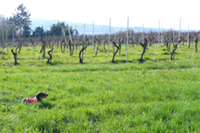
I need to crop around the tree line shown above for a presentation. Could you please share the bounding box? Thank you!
[0,4,75,39]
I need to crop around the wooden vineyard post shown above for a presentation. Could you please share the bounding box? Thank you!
[108,18,111,56]
[61,26,69,54]
[66,24,74,55]
[6,22,8,54]
[2,20,4,59]
[12,22,15,48]
[178,18,181,49]
[126,17,129,62]
[93,21,95,52]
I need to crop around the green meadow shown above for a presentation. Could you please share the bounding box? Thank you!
[0,43,200,132]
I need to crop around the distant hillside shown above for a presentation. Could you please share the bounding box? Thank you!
[30,18,174,35]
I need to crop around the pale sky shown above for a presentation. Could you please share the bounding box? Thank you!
[1,0,200,30]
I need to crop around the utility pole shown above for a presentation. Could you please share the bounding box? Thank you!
[161,27,163,44]
[12,23,15,48]
[2,20,4,59]
[6,22,8,54]
[187,24,189,45]
[83,23,85,41]
[178,18,181,49]
[75,25,77,47]
[93,21,94,52]
[82,23,85,60]
[126,17,129,63]
[173,26,175,43]
[158,21,160,46]
[142,23,144,44]
[108,18,111,56]
[113,28,116,54]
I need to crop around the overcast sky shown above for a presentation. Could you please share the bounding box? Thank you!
[0,0,200,30]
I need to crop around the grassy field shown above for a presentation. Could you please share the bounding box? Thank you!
[0,43,200,132]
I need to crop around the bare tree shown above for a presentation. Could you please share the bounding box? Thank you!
[163,31,173,51]
[139,38,148,61]
[171,40,181,60]
[195,37,198,52]
[164,36,172,51]
[134,32,142,45]
[15,35,22,54]
[76,35,84,50]
[117,34,125,54]
[47,36,53,48]
[94,35,102,55]
[79,37,89,63]
[188,34,192,48]
[55,36,60,49]
[11,47,19,65]
[148,31,156,47]
[194,33,198,52]
[30,38,35,47]
[60,37,65,53]
[102,35,108,52]
[66,25,74,56]
[180,32,187,46]
[40,36,46,58]
[47,47,53,63]
[111,41,120,63]
[69,39,73,55]
[72,30,78,50]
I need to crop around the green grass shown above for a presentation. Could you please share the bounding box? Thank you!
[0,43,200,132]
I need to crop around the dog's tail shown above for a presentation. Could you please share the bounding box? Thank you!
[21,98,27,103]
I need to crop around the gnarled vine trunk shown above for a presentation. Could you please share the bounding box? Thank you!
[11,47,19,65]
[47,47,53,63]
[112,41,120,63]
[171,40,181,60]
[139,38,148,62]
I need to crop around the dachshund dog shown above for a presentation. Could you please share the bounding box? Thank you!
[21,92,48,104]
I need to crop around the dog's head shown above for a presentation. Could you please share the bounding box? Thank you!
[36,92,48,102]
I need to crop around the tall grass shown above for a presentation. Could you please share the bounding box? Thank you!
[0,43,200,132]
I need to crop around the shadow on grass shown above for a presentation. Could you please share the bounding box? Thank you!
[1,55,174,67]
[162,48,167,51]
[38,102,54,109]
[162,52,171,55]
[47,61,79,66]
[137,58,152,63]
[0,51,7,55]
[137,57,171,63]
[111,59,133,64]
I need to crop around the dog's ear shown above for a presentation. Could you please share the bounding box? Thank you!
[36,92,48,102]
[36,92,42,101]
[36,92,48,97]
[36,92,41,96]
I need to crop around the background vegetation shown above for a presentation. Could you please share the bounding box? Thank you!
[0,43,199,132]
